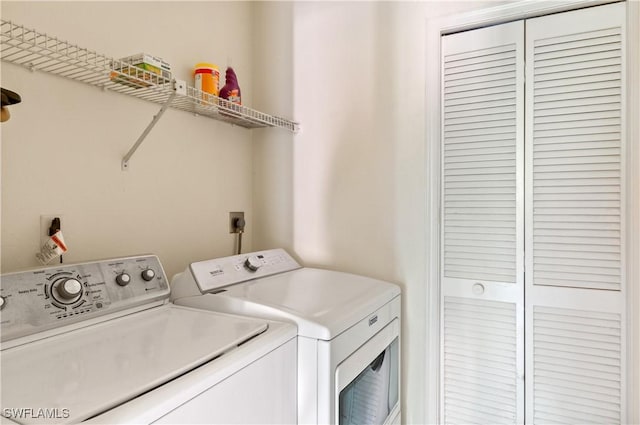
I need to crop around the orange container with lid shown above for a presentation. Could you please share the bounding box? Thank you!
[194,63,220,97]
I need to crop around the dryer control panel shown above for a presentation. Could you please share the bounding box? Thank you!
[0,255,169,342]
[189,249,301,293]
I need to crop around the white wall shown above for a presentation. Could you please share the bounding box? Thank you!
[253,1,506,423]
[251,1,295,254]
[1,1,255,279]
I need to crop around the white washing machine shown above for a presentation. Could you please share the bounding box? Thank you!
[0,255,296,424]
[171,249,401,425]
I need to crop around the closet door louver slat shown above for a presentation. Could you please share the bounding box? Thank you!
[444,297,518,425]
[441,21,524,425]
[532,25,623,290]
[529,9,624,290]
[533,307,621,424]
[525,3,626,423]
[533,28,622,290]
[443,42,518,283]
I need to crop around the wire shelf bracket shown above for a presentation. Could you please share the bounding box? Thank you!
[121,81,182,170]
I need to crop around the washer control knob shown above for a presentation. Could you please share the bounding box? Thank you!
[58,278,83,300]
[141,269,156,281]
[0,296,5,310]
[116,273,131,287]
[244,256,262,272]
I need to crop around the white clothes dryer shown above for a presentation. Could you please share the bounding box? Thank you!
[171,249,402,425]
[0,255,296,425]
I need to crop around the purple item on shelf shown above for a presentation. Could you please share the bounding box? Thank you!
[219,67,241,106]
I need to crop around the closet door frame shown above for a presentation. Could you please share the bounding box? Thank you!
[425,1,640,424]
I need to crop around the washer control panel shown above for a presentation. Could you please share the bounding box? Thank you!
[0,255,169,342]
[189,249,301,293]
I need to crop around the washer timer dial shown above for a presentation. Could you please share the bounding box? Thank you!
[51,278,84,304]
[58,278,82,300]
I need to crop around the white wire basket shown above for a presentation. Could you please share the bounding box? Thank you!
[0,19,299,133]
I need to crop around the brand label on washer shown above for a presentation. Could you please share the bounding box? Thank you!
[209,265,224,277]
[369,315,378,326]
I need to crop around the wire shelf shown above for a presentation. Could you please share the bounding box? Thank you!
[0,19,299,133]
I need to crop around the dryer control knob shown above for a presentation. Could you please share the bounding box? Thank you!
[116,273,131,287]
[0,296,5,310]
[141,269,156,281]
[244,256,262,272]
[58,278,83,300]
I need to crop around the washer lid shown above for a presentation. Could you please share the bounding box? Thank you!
[217,268,401,340]
[0,305,267,424]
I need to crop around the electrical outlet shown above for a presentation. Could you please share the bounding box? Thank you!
[40,214,63,246]
[229,212,245,233]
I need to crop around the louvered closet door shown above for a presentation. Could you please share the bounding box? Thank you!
[441,21,524,425]
[525,2,627,424]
